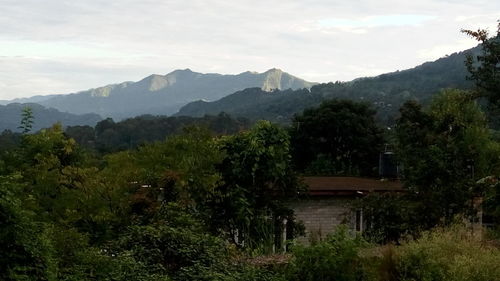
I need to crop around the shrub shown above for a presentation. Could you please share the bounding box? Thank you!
[394,225,500,281]
[59,247,170,281]
[285,226,369,281]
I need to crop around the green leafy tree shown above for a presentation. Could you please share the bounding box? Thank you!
[477,176,500,236]
[67,126,225,242]
[16,124,86,221]
[357,193,419,243]
[462,21,500,236]
[90,114,250,153]
[285,226,368,281]
[0,175,57,280]
[290,99,384,176]
[214,121,301,250]
[461,21,500,104]
[115,203,229,281]
[396,89,495,227]
[18,106,34,134]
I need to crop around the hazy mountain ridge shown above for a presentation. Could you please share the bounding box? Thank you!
[0,94,60,105]
[0,103,102,132]
[4,68,315,120]
[177,45,479,124]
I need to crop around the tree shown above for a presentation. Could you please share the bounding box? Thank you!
[290,99,384,176]
[115,203,229,280]
[462,21,500,116]
[18,106,34,134]
[357,192,419,243]
[0,175,57,280]
[396,89,494,227]
[214,121,302,250]
[285,226,367,281]
[13,123,88,225]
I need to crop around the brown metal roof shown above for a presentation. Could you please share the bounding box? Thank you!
[303,176,404,196]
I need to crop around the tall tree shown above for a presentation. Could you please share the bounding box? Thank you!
[18,106,34,134]
[290,99,384,176]
[214,121,301,250]
[396,89,495,226]
[0,175,57,280]
[462,21,500,119]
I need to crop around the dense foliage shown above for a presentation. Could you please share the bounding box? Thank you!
[284,225,500,281]
[290,99,384,176]
[358,89,500,243]
[0,119,299,280]
[398,89,495,221]
[462,22,500,110]
[66,112,250,153]
[2,96,498,280]
[214,121,302,250]
[392,226,500,281]
[285,226,368,281]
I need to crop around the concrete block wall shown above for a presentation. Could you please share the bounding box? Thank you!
[289,197,355,244]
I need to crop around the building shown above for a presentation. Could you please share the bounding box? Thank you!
[290,176,404,244]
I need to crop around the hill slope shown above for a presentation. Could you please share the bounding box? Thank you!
[176,88,324,122]
[177,46,478,124]
[6,68,315,120]
[0,103,102,132]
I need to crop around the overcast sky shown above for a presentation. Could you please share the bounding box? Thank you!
[0,0,499,100]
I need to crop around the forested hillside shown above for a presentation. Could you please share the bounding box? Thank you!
[176,88,325,122]
[178,46,477,124]
[65,113,251,153]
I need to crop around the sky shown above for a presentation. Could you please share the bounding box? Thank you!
[0,0,499,100]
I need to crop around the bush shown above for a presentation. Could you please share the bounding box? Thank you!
[59,247,170,281]
[394,225,500,281]
[285,226,369,281]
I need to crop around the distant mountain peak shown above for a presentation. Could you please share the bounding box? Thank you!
[168,68,195,75]
[3,68,314,120]
[265,68,283,73]
[261,68,307,91]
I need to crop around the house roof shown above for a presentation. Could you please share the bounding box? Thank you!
[302,176,404,196]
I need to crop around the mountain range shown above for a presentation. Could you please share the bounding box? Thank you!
[177,45,478,124]
[0,43,481,132]
[1,68,315,121]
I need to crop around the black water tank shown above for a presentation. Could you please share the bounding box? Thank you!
[379,151,398,178]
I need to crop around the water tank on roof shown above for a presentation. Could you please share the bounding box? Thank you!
[379,150,398,179]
